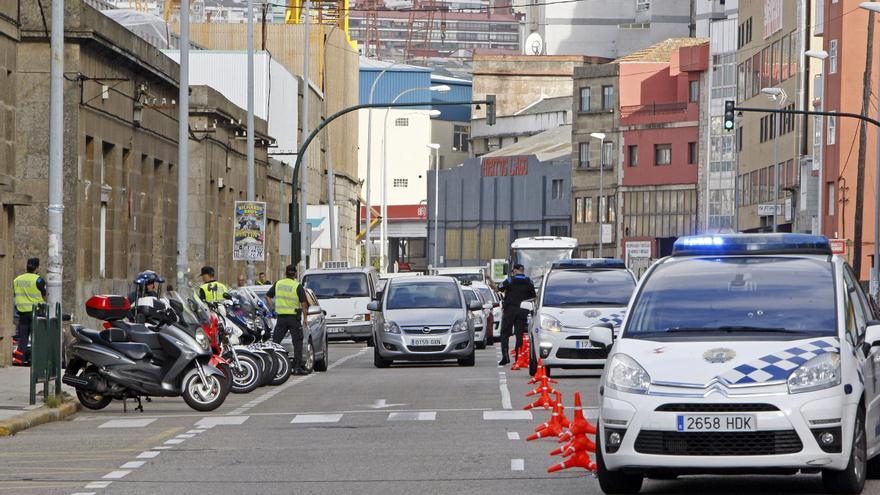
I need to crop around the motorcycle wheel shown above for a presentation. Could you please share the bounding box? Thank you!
[218,363,233,395]
[259,351,278,386]
[229,354,262,394]
[251,351,272,387]
[181,368,227,412]
[269,352,291,386]
[76,389,113,410]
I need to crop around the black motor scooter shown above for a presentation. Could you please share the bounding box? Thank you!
[63,295,229,412]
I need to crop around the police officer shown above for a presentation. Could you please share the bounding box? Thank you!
[257,272,271,286]
[13,258,47,362]
[266,265,310,375]
[198,266,229,304]
[494,264,536,366]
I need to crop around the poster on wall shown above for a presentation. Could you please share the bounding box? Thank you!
[233,201,267,261]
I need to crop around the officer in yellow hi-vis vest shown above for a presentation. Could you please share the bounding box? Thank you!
[198,266,229,304]
[266,265,310,375]
[12,258,47,360]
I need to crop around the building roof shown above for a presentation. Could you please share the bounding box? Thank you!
[482,124,572,162]
[613,37,709,63]
[359,57,431,72]
[515,95,572,116]
[431,73,472,85]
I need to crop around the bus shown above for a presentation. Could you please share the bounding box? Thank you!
[509,236,578,287]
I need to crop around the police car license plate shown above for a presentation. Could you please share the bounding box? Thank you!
[676,414,756,432]
[411,338,442,346]
[574,339,592,349]
[328,327,345,334]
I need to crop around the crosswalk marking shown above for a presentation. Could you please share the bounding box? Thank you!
[99,418,156,428]
[291,414,343,424]
[484,410,532,421]
[196,415,249,427]
[164,439,185,445]
[387,411,436,421]
[507,432,520,440]
[510,459,524,471]
[84,482,112,489]
[102,470,131,480]
[120,461,145,469]
[137,451,160,459]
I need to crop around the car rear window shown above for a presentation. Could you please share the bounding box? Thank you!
[542,270,635,307]
[387,282,462,310]
[302,273,370,298]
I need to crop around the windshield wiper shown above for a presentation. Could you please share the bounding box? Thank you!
[664,326,801,333]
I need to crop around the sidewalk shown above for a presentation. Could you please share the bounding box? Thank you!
[0,366,78,436]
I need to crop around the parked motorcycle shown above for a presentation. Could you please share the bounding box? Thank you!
[209,299,265,394]
[223,290,291,387]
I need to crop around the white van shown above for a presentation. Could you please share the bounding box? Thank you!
[302,265,379,343]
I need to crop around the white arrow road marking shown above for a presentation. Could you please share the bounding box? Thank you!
[366,399,408,409]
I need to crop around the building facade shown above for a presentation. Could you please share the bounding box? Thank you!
[470,95,572,157]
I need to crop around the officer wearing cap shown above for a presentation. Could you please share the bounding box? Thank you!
[198,266,229,304]
[494,264,536,366]
[12,258,46,361]
[266,265,310,374]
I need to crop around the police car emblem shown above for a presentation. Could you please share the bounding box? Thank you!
[584,310,601,318]
[703,348,736,364]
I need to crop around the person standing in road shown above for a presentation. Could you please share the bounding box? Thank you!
[266,264,310,375]
[198,266,229,304]
[493,264,536,366]
[12,258,46,362]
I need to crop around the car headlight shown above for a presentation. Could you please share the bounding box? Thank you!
[383,321,401,334]
[194,329,210,351]
[787,352,841,394]
[606,354,651,395]
[352,313,371,322]
[451,319,468,333]
[538,313,563,332]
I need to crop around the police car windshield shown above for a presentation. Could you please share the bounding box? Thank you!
[387,282,462,310]
[449,273,483,284]
[302,273,370,298]
[542,270,635,307]
[625,257,836,339]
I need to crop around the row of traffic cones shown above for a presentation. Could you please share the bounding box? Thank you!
[510,335,530,370]
[521,359,598,473]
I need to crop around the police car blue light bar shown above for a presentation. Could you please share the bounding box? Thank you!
[671,233,832,256]
[551,259,626,269]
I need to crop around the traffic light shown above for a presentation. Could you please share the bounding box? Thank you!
[486,94,496,126]
[724,100,736,131]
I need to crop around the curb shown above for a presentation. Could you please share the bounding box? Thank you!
[0,401,80,437]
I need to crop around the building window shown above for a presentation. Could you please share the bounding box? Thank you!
[575,198,584,223]
[827,113,836,145]
[628,145,638,167]
[602,85,615,110]
[829,39,838,74]
[395,117,409,127]
[635,0,650,12]
[654,144,672,165]
[453,124,470,152]
[828,182,835,216]
[393,178,408,188]
[688,80,699,102]
[550,226,569,237]
[579,87,591,112]
[551,179,564,199]
[602,141,614,168]
[688,142,697,164]
[584,197,593,223]
[578,142,590,168]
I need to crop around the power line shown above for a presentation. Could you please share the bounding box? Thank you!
[262,0,586,15]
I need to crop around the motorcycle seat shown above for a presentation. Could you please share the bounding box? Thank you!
[75,327,104,343]
[125,324,163,351]
[109,342,151,361]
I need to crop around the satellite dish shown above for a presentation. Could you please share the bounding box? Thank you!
[525,32,544,55]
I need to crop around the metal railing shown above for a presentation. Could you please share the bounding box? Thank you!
[620,101,689,118]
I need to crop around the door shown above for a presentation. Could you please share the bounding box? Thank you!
[306,290,325,358]
[845,267,878,451]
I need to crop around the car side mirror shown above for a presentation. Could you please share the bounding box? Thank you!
[307,306,322,316]
[867,323,880,347]
[483,303,493,310]
[589,323,615,350]
[468,301,483,311]
[367,301,381,312]
[520,301,535,312]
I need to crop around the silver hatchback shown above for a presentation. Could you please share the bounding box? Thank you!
[368,276,482,368]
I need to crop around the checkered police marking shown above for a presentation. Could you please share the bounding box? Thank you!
[597,312,626,327]
[718,338,839,385]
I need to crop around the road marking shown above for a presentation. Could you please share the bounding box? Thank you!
[102,470,131,480]
[196,415,250,427]
[388,411,436,421]
[98,418,157,428]
[153,446,173,450]
[71,492,96,495]
[365,399,408,409]
[186,429,206,434]
[163,439,185,445]
[484,410,532,421]
[511,459,524,471]
[507,432,520,440]
[176,434,196,438]
[120,461,145,469]
[499,371,512,410]
[85,482,112,489]
[136,451,160,459]
[291,414,343,424]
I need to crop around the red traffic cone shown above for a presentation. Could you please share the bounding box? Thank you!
[528,399,566,441]
[559,392,597,441]
[560,435,597,457]
[547,450,596,473]
[556,394,570,429]
[529,361,559,385]
[524,387,556,410]
[526,381,559,398]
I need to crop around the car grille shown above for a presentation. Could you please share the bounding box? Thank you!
[655,403,780,413]
[407,345,446,352]
[326,318,349,326]
[402,327,448,335]
[555,348,608,360]
[634,430,802,456]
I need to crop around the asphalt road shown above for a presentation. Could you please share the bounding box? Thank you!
[2,342,879,495]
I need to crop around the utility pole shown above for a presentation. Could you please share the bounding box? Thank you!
[854,8,875,279]
[245,0,256,285]
[176,0,190,291]
[47,0,64,316]
[300,0,312,272]
[323,32,337,261]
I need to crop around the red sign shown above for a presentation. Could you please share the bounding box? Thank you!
[829,239,847,255]
[481,156,529,177]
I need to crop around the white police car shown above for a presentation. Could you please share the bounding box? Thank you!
[522,259,636,376]
[591,234,880,494]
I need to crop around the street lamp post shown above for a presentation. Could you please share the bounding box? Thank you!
[859,1,880,299]
[806,49,829,238]
[428,143,441,270]
[590,132,606,258]
[760,87,788,232]
[380,85,450,274]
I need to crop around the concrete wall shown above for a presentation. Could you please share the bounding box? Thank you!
[431,119,470,170]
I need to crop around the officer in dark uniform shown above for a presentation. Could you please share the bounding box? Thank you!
[494,264,536,366]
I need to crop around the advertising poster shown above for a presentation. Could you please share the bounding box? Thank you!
[233,201,267,261]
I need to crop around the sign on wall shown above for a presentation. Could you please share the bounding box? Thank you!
[481,156,529,177]
[757,204,782,216]
[601,224,613,244]
[233,201,267,261]
[306,205,339,250]
[625,241,652,261]
[763,0,783,39]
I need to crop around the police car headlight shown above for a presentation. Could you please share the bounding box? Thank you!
[194,329,210,351]
[606,354,651,395]
[451,319,468,333]
[383,321,401,334]
[538,314,563,332]
[787,352,841,394]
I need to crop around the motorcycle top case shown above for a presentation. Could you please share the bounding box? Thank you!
[85,295,131,321]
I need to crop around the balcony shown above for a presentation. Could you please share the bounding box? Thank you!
[619,101,696,125]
